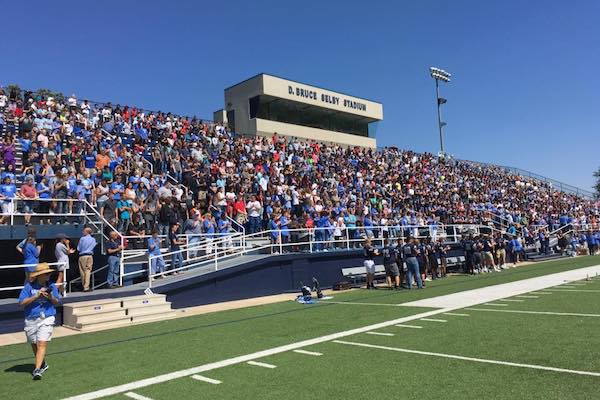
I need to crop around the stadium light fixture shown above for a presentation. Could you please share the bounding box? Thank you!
[430,66,451,155]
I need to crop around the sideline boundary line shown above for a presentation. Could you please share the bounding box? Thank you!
[333,340,600,377]
[543,289,600,293]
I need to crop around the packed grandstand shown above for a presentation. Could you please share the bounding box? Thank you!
[0,86,598,253]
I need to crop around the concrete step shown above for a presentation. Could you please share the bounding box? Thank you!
[71,309,129,325]
[122,295,167,308]
[65,294,166,314]
[62,293,173,331]
[74,315,133,330]
[127,303,173,317]
[65,299,123,315]
[131,310,178,324]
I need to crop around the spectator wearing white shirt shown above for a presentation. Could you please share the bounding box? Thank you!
[67,94,77,110]
[247,195,262,234]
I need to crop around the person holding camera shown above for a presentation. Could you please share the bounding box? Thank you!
[54,234,75,294]
[18,263,61,380]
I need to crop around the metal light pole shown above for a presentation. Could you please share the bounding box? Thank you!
[430,67,451,156]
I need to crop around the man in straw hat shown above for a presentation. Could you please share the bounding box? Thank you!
[18,263,61,380]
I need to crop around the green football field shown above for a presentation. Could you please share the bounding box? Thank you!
[1,255,600,400]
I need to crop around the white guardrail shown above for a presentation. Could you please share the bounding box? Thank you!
[0,261,68,294]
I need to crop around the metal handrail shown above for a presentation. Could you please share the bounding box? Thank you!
[0,261,67,293]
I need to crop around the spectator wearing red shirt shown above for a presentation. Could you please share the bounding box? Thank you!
[18,176,38,225]
[233,196,247,226]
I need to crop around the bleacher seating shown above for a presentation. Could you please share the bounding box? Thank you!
[0,85,598,256]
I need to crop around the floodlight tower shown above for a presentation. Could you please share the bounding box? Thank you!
[429,67,451,156]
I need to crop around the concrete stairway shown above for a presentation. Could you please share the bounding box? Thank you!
[63,294,177,330]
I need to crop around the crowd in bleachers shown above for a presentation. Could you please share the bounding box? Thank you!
[0,86,598,248]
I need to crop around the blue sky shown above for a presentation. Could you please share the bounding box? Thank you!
[1,0,598,190]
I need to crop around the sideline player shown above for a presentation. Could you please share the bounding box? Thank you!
[382,238,400,289]
[18,263,61,380]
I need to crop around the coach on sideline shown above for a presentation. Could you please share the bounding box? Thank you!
[18,263,61,380]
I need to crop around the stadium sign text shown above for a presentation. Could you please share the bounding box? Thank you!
[288,85,367,112]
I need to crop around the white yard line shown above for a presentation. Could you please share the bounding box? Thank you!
[516,295,539,299]
[332,340,600,377]
[124,393,154,400]
[531,292,553,295]
[420,318,447,323]
[293,349,322,356]
[366,331,395,336]
[501,299,525,302]
[543,289,600,293]
[191,375,222,385]
[63,264,600,400]
[395,324,423,329]
[465,308,600,318]
[247,361,277,369]
[443,313,470,317]
[485,303,509,306]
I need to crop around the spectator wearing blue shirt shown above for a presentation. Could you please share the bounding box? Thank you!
[23,236,42,275]
[1,163,16,182]
[344,209,358,246]
[315,212,331,251]
[363,214,374,240]
[587,232,598,255]
[111,175,124,200]
[217,213,233,250]
[83,151,96,172]
[280,211,291,246]
[36,177,52,218]
[0,176,17,224]
[202,213,216,254]
[148,229,165,278]
[269,215,280,246]
[18,263,61,380]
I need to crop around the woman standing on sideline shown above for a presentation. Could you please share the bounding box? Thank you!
[18,263,61,380]
[54,234,74,294]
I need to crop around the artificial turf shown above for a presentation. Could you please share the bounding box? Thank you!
[0,255,599,400]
